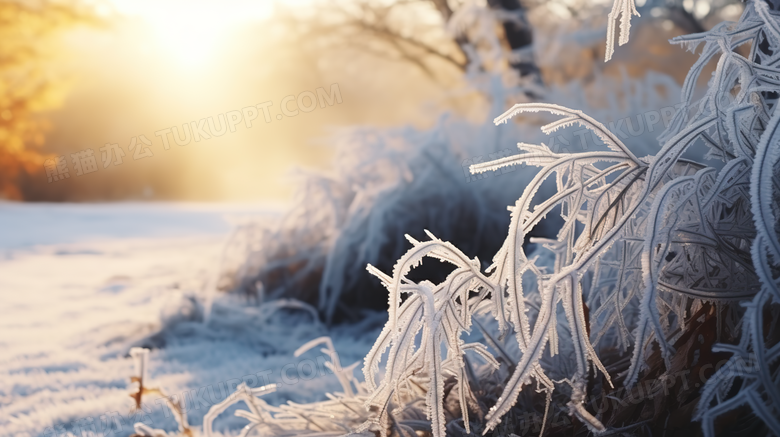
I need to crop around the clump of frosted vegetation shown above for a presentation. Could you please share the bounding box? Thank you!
[133,0,780,436]
[362,1,780,434]
[217,75,681,327]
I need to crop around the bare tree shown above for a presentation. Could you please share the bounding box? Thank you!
[276,0,541,91]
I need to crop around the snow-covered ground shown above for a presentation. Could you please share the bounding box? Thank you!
[0,202,383,437]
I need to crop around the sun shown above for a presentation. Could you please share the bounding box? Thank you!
[108,0,274,66]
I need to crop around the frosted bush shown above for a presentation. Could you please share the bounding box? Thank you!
[359,1,780,435]
[131,1,780,436]
[216,68,683,330]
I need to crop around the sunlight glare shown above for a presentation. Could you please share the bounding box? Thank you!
[110,0,274,66]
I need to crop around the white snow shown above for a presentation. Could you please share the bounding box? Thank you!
[0,202,383,437]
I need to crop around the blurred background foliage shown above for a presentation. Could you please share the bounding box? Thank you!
[0,0,100,199]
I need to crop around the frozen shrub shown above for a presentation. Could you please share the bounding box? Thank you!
[144,1,780,436]
[360,1,780,435]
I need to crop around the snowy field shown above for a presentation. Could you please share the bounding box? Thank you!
[0,202,384,437]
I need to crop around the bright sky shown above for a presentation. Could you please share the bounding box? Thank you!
[107,0,275,66]
[44,0,335,202]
